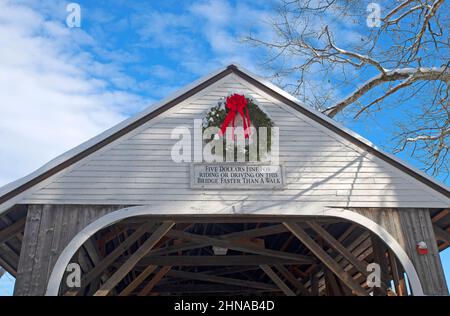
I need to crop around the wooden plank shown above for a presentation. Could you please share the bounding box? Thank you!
[152,284,274,294]
[433,224,450,244]
[283,222,368,296]
[139,225,287,259]
[167,230,316,264]
[70,221,157,295]
[0,217,26,243]
[94,221,174,296]
[0,255,16,277]
[431,209,449,223]
[133,255,304,267]
[138,266,172,296]
[166,270,278,291]
[220,224,287,240]
[119,265,157,296]
[307,221,369,279]
[310,267,319,296]
[274,265,310,296]
[260,265,295,296]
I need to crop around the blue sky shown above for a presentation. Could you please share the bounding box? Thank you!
[0,0,448,295]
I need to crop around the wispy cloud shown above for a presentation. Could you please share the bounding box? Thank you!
[0,0,150,185]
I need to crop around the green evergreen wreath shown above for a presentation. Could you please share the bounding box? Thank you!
[202,95,275,161]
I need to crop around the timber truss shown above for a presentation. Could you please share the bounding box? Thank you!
[56,216,418,296]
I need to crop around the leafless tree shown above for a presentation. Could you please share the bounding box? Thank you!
[246,0,449,176]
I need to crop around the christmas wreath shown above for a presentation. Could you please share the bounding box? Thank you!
[202,93,275,161]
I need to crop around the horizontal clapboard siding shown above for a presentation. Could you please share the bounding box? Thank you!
[22,73,448,208]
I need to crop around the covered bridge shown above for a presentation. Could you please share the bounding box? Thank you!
[0,64,449,296]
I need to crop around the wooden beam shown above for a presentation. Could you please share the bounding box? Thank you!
[167,229,316,264]
[338,224,357,243]
[260,265,295,296]
[138,266,172,296]
[94,221,174,296]
[149,241,207,256]
[433,224,450,244]
[139,225,287,258]
[0,217,26,243]
[307,221,369,279]
[132,255,306,267]
[370,234,389,296]
[283,222,368,296]
[223,224,287,240]
[274,265,310,296]
[431,209,449,223]
[69,221,157,295]
[118,265,157,296]
[204,266,260,276]
[166,270,279,291]
[310,267,319,296]
[324,267,345,296]
[152,284,275,294]
[387,249,403,296]
[0,255,16,277]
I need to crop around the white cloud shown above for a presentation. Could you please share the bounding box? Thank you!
[0,0,150,186]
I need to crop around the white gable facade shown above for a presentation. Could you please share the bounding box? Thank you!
[8,71,449,212]
[1,65,449,297]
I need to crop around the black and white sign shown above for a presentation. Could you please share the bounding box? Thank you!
[190,163,284,189]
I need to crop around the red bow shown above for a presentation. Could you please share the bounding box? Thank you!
[219,94,251,138]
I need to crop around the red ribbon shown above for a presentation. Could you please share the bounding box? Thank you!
[219,94,251,138]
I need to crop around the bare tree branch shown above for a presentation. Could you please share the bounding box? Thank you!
[247,0,449,174]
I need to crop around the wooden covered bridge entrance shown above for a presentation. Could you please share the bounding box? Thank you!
[0,65,449,296]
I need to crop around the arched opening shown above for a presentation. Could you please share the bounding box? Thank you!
[46,206,423,296]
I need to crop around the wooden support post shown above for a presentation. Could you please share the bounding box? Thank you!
[94,221,174,296]
[431,209,449,223]
[283,222,368,296]
[259,265,296,296]
[118,265,157,296]
[0,256,16,277]
[138,266,172,296]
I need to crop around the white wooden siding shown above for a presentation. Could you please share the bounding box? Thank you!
[20,73,450,208]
